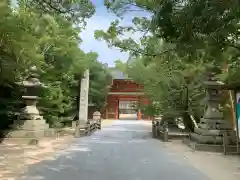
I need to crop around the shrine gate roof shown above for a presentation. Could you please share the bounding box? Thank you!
[109,68,129,80]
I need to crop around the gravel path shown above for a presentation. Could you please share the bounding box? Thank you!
[18,120,209,180]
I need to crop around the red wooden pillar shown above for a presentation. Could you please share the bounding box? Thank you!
[115,99,119,119]
[138,109,142,120]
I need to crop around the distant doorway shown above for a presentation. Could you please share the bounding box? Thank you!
[118,100,138,120]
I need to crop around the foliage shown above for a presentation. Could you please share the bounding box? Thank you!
[95,0,240,131]
[16,0,95,24]
[0,0,110,129]
[89,59,112,111]
[126,54,207,131]
[114,59,127,73]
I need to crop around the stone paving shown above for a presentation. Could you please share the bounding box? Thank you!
[164,140,240,180]
[0,120,112,180]
[17,121,210,180]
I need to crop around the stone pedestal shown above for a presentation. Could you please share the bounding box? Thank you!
[9,97,49,138]
[9,120,48,138]
[77,121,90,136]
[190,80,235,145]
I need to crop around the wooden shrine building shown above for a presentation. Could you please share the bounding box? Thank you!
[104,69,152,120]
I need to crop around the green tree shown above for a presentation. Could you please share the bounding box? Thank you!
[0,0,110,131]
[89,60,112,111]
[15,0,95,23]
[94,0,240,131]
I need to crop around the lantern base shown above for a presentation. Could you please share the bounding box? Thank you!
[9,119,49,139]
[7,129,46,139]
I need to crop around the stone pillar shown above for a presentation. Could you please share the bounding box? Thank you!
[10,66,49,139]
[75,69,89,137]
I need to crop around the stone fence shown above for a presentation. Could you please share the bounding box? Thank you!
[152,117,189,142]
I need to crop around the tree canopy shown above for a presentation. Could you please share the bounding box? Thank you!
[0,0,111,129]
[95,0,240,131]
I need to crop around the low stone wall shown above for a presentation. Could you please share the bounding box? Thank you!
[182,138,239,153]
[152,119,189,142]
[73,118,102,137]
[1,119,101,145]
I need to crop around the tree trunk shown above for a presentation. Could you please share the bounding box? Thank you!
[182,111,194,132]
[182,82,195,132]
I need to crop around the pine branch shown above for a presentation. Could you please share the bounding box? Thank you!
[115,43,174,57]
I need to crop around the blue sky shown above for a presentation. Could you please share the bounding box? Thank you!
[80,0,147,67]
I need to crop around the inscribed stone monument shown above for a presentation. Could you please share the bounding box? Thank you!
[75,69,89,136]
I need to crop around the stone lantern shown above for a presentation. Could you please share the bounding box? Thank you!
[190,72,234,144]
[10,66,49,138]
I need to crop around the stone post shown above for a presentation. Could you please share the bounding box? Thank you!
[93,111,101,129]
[75,69,89,137]
[93,111,101,121]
